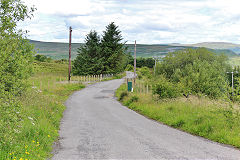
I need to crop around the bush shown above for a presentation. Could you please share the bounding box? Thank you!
[126,95,139,105]
[129,57,155,68]
[119,91,128,101]
[125,64,134,71]
[35,54,52,62]
[153,75,181,99]
[0,0,36,98]
[156,48,230,99]
[137,67,152,79]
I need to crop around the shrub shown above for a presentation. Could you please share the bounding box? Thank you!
[0,0,36,97]
[156,48,230,99]
[35,54,52,62]
[153,75,181,99]
[130,95,139,103]
[119,91,128,101]
[126,95,139,105]
[137,67,152,79]
[125,64,134,71]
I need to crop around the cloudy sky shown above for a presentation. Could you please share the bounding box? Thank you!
[20,0,240,44]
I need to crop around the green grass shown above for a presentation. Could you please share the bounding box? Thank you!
[116,83,240,148]
[229,57,240,66]
[0,61,85,160]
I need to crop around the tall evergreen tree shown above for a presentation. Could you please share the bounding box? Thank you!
[73,30,103,75]
[101,22,128,74]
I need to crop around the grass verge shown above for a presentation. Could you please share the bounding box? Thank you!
[116,83,240,148]
[0,62,85,160]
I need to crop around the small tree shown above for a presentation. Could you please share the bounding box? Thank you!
[73,30,104,75]
[156,48,230,98]
[0,0,36,97]
[101,22,128,74]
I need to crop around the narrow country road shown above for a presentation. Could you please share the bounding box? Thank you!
[52,79,240,160]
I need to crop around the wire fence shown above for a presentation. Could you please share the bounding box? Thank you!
[125,78,153,94]
[31,73,115,91]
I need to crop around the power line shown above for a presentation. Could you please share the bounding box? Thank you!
[28,29,69,37]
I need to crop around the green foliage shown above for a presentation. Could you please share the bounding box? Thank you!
[128,95,139,104]
[152,75,181,99]
[73,23,128,75]
[101,22,128,74]
[0,0,36,98]
[55,59,68,64]
[137,67,152,79]
[156,48,230,98]
[73,30,104,75]
[35,54,52,62]
[125,64,134,71]
[129,57,155,68]
[119,91,128,101]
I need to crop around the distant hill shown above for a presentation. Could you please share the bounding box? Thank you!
[29,40,82,60]
[29,40,239,60]
[187,42,240,49]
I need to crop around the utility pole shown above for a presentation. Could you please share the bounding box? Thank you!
[153,56,162,76]
[227,70,238,96]
[153,56,157,76]
[68,26,72,82]
[232,71,234,95]
[134,40,136,84]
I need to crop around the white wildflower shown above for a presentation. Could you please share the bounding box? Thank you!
[28,117,33,121]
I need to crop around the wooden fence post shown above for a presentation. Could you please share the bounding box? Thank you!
[147,84,149,94]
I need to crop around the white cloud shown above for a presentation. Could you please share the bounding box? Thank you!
[19,0,240,44]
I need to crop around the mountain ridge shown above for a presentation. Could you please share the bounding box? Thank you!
[29,40,239,60]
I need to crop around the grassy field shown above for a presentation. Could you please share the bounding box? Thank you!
[229,57,240,66]
[116,81,240,149]
[0,62,85,160]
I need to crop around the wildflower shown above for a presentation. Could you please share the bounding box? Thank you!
[32,140,35,143]
[20,158,23,160]
[48,135,50,138]
[28,117,33,121]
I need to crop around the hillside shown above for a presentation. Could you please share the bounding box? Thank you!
[29,40,239,60]
[187,42,240,49]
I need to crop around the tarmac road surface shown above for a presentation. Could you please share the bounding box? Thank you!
[52,79,240,160]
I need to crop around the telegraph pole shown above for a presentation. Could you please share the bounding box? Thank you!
[68,26,72,82]
[153,56,162,76]
[134,40,136,84]
[153,56,157,76]
[227,70,238,96]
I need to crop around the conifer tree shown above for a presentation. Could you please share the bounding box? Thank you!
[101,22,128,74]
[73,30,104,75]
